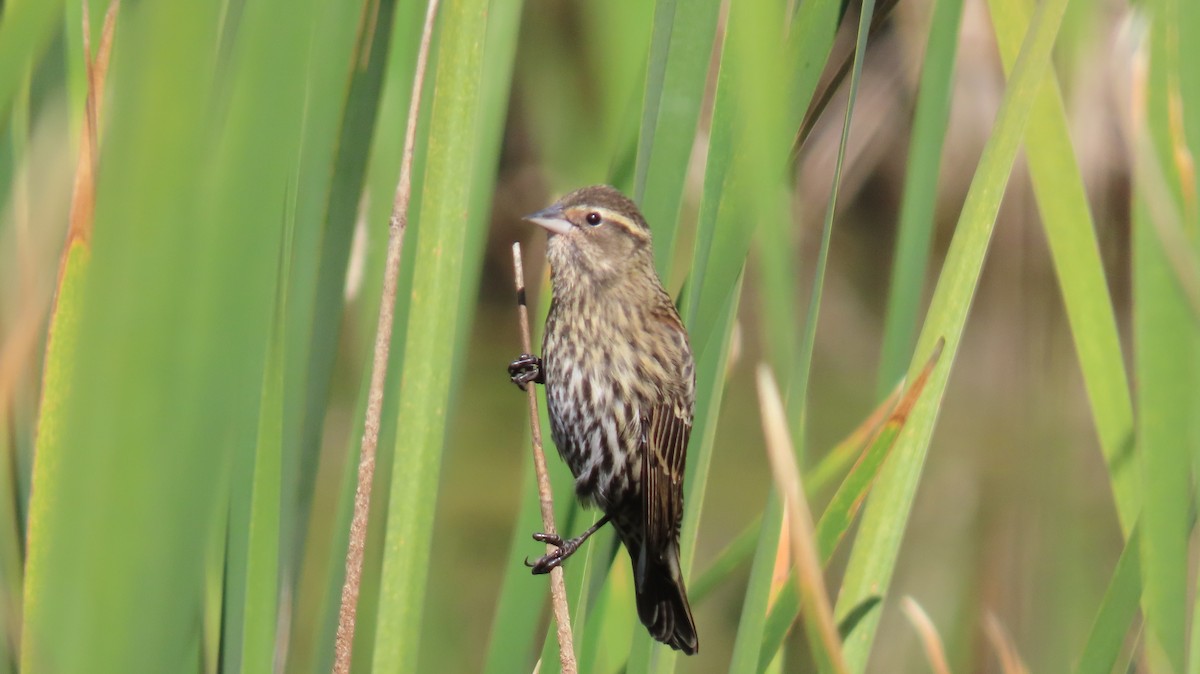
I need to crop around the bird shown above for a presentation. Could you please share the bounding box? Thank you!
[508,185,698,655]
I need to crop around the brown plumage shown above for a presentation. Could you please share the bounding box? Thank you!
[509,185,698,654]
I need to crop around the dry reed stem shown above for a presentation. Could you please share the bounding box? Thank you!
[331,0,440,671]
[984,612,1030,674]
[511,242,577,673]
[901,596,952,674]
[756,364,850,674]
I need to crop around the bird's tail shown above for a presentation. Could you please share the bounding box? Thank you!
[633,542,698,655]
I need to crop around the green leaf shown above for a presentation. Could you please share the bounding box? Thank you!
[240,205,295,674]
[1133,136,1194,674]
[285,0,400,585]
[833,0,1071,667]
[20,0,314,667]
[1131,4,1198,671]
[986,0,1136,537]
[1072,527,1142,674]
[369,0,515,669]
[688,512,761,605]
[734,0,875,666]
[281,2,408,670]
[0,409,18,674]
[759,341,943,669]
[877,0,965,394]
[633,0,722,274]
[0,0,64,122]
[728,490,786,673]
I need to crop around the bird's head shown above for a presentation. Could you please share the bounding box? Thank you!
[524,185,655,285]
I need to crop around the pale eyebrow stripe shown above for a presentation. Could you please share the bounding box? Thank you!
[591,207,650,241]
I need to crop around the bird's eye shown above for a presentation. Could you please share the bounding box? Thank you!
[585,212,602,226]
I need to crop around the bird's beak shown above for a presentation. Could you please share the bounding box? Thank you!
[523,205,573,236]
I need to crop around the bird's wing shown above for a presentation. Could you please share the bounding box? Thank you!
[642,396,692,556]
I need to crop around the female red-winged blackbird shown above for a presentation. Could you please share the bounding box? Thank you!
[509,185,698,654]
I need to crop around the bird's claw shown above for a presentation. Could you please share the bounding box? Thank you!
[508,353,544,391]
[526,531,576,575]
[525,552,565,575]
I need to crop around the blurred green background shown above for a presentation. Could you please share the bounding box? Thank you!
[0,0,1195,672]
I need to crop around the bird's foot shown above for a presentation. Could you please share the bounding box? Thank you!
[508,354,544,391]
[525,532,583,575]
[524,515,611,574]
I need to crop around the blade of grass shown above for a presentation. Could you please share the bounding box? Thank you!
[1072,526,1141,674]
[805,379,903,494]
[204,509,225,674]
[1181,0,1200,212]
[1133,163,1193,670]
[814,340,942,561]
[23,0,311,665]
[20,9,107,661]
[633,0,676,201]
[283,2,410,668]
[0,0,64,122]
[756,190,801,387]
[206,0,322,661]
[757,365,849,674]
[422,4,529,666]
[1121,626,1146,674]
[759,340,944,669]
[683,0,787,351]
[730,488,788,673]
[790,0,900,155]
[519,0,653,191]
[732,0,878,665]
[240,205,295,674]
[1131,5,1196,670]
[559,516,612,662]
[689,512,761,605]
[782,0,845,158]
[332,0,438,669]
[690,369,903,609]
[580,555,636,674]
[286,0,400,596]
[182,0,320,665]
[633,0,721,275]
[771,0,843,438]
[792,0,879,452]
[22,0,114,618]
[0,409,17,674]
[876,0,966,394]
[986,0,1137,537]
[368,0,511,669]
[689,374,903,609]
[338,1,435,668]
[833,0,1071,667]
[19,2,113,667]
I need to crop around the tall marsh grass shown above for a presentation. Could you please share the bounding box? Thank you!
[0,0,1194,672]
